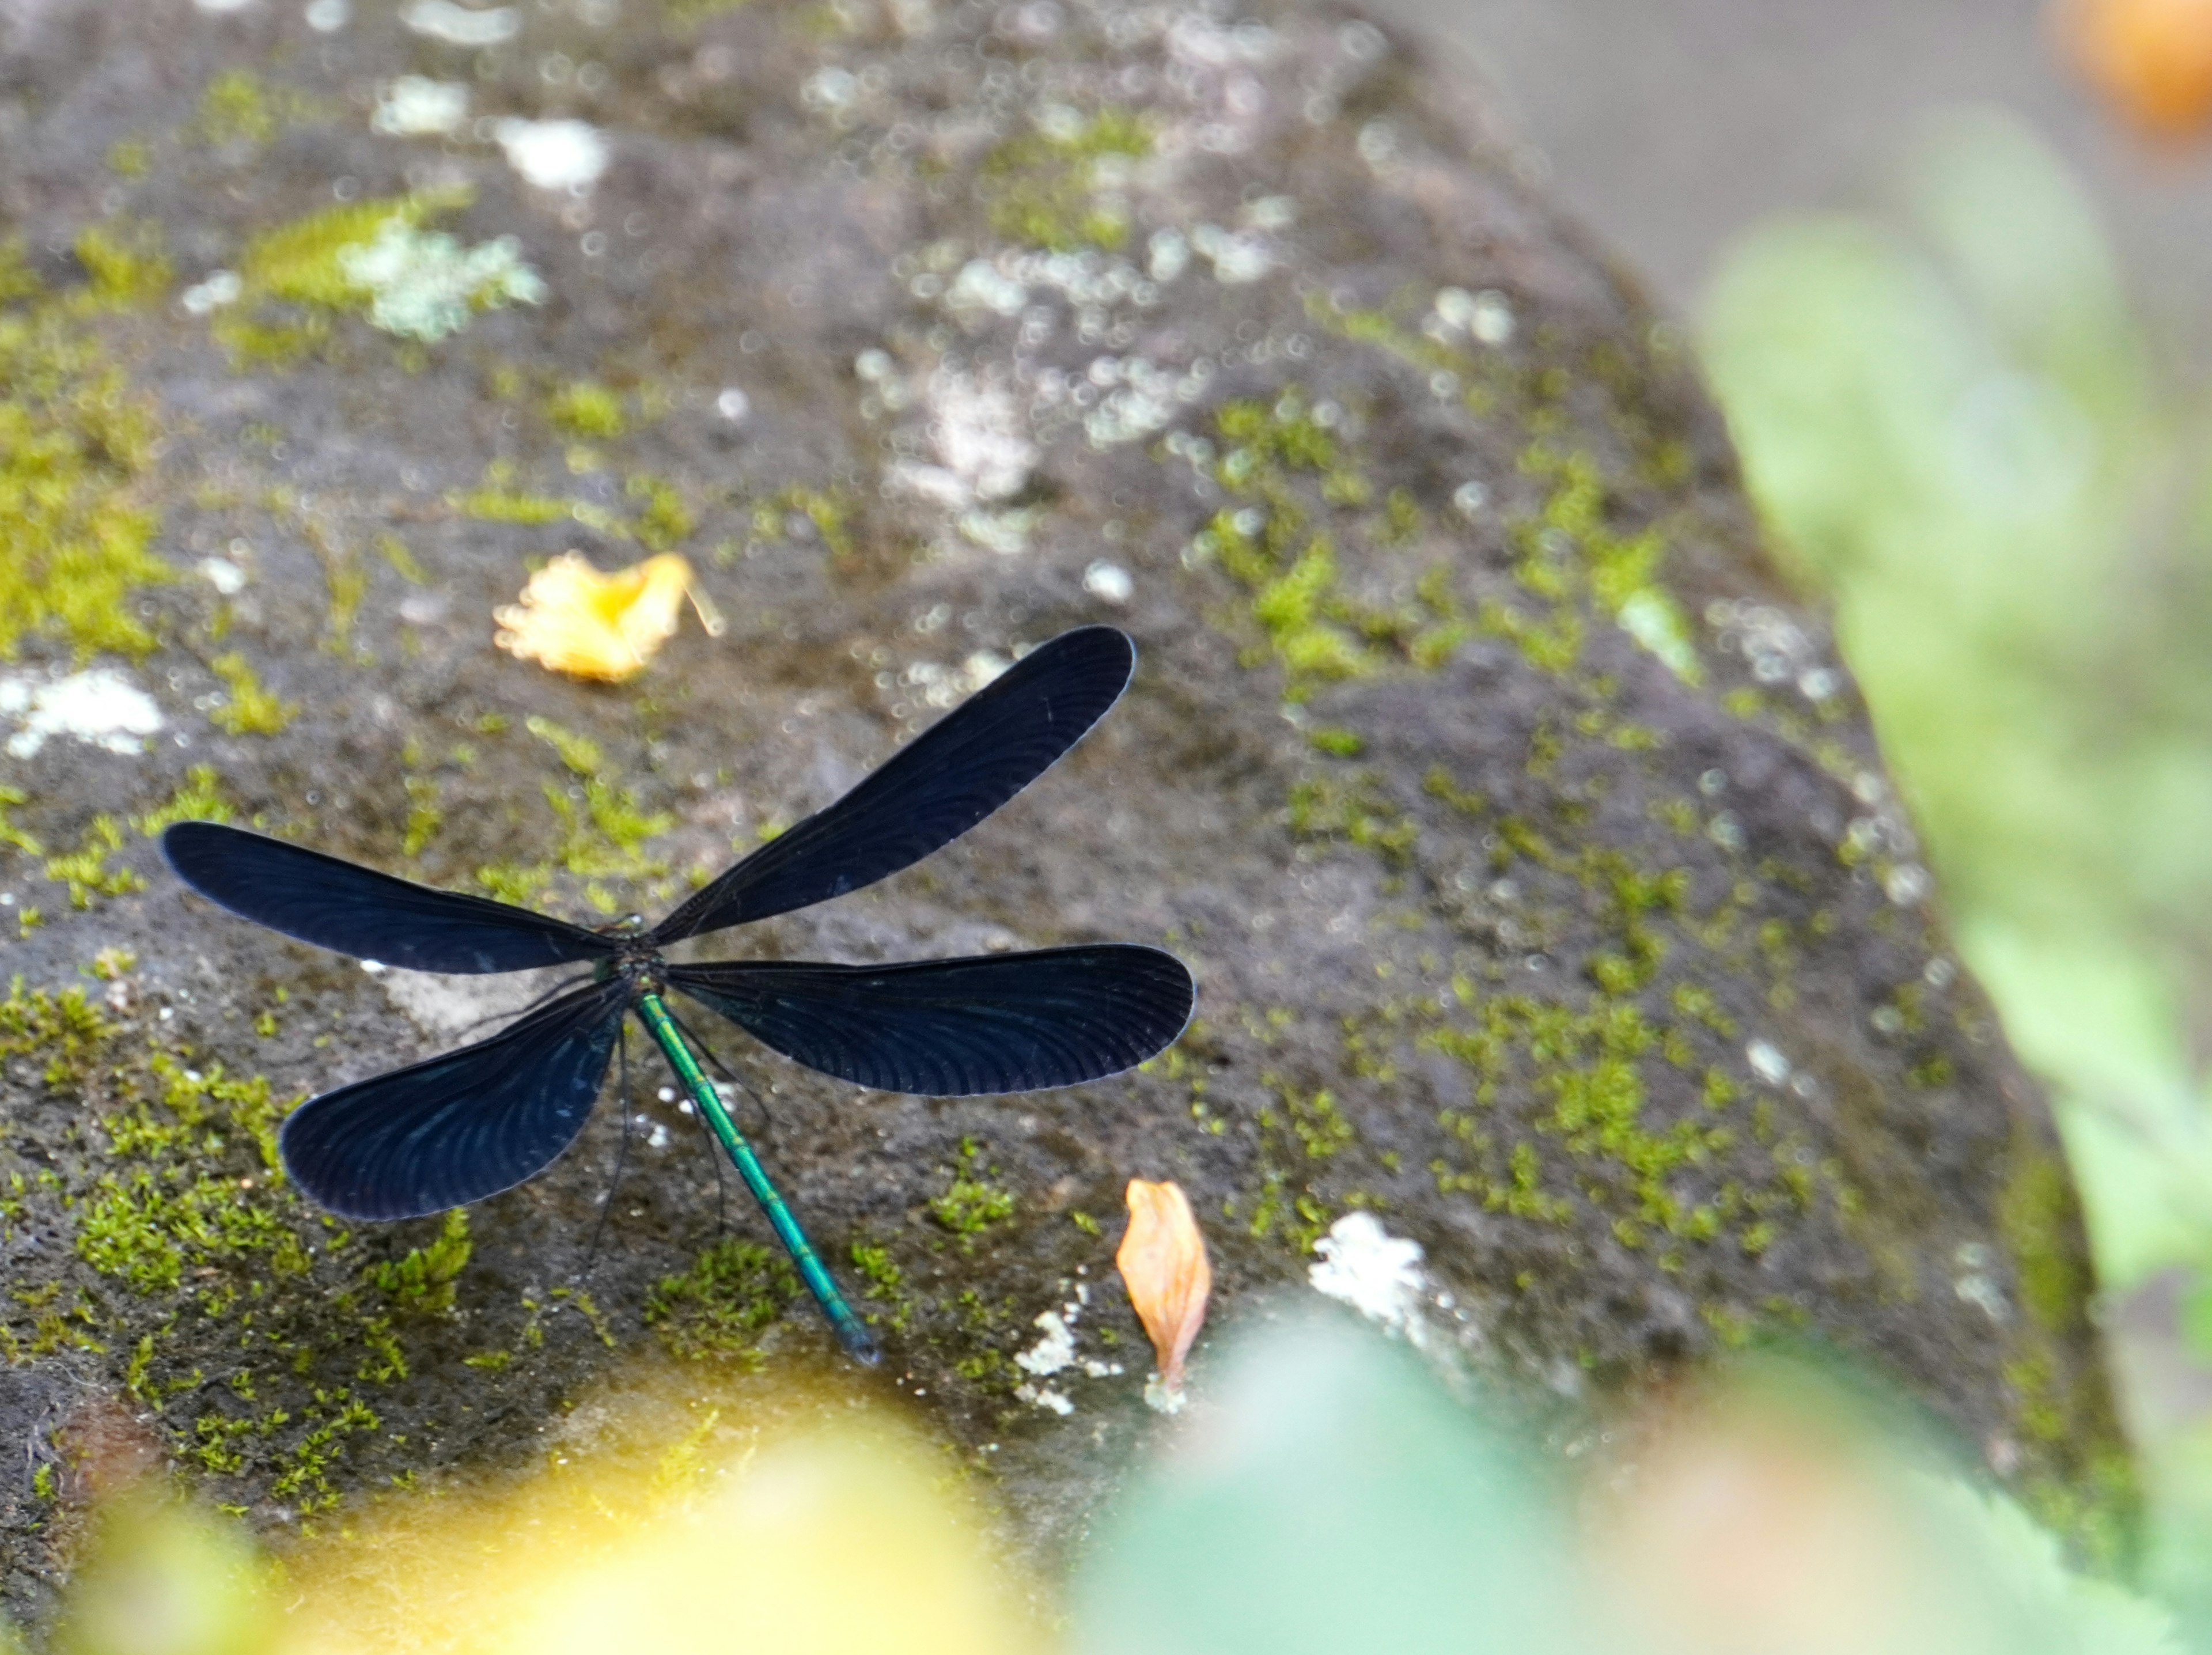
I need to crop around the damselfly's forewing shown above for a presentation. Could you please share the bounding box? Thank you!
[649,624,1136,942]
[164,821,617,974]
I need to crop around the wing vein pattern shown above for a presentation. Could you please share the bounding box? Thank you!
[278,976,627,1219]
[650,626,1134,943]
[164,822,616,974]
[669,945,1194,1096]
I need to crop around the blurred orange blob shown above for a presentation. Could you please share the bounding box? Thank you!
[1115,1178,1210,1407]
[494,551,724,682]
[1591,1392,1925,1655]
[2056,0,2212,139]
[1580,1365,2171,1655]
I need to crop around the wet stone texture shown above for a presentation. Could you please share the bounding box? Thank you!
[0,0,2124,1617]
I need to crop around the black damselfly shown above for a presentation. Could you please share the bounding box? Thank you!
[162,626,1194,1365]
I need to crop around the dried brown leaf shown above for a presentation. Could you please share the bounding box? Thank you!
[1115,1178,1211,1403]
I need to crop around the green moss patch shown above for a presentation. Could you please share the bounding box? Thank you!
[644,1240,798,1362]
[982,107,1151,252]
[0,238,169,660]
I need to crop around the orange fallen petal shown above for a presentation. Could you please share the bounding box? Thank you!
[2056,0,2212,140]
[1115,1179,1210,1405]
[494,552,724,683]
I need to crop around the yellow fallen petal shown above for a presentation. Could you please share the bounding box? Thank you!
[494,552,723,683]
[1115,1178,1211,1405]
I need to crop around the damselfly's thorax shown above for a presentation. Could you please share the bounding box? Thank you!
[588,913,664,979]
[590,947,666,989]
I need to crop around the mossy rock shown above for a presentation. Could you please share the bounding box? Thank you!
[0,0,2123,1616]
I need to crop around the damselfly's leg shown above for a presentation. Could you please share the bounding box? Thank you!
[578,1021,636,1278]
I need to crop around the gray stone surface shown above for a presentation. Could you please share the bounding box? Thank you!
[0,0,2124,1616]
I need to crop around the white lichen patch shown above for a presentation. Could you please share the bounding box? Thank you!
[495,118,611,192]
[1952,1243,2011,1323]
[957,248,1164,317]
[1189,222,1274,283]
[888,463,966,510]
[1014,1309,1077,1377]
[946,259,1029,320]
[1147,229,1190,283]
[1167,12,1280,67]
[1704,597,1850,705]
[1041,354,1213,448]
[1143,1374,1188,1414]
[1884,862,1931,906]
[0,668,164,760]
[889,650,1010,712]
[1159,15,1282,153]
[1084,560,1133,603]
[889,369,1036,509]
[957,508,1037,555]
[879,245,1228,508]
[1746,1039,1791,1086]
[1005,1287,1123,1415]
[1309,1212,1430,1346]
[1430,286,1475,332]
[304,0,350,30]
[1431,285,1516,346]
[180,270,243,315]
[1617,589,1702,683]
[338,220,546,341]
[1162,429,1219,483]
[373,76,471,137]
[801,66,861,113]
[1955,1272,2010,1322]
[1014,1383,1073,1415]
[402,0,518,45]
[196,556,248,594]
[1077,355,1192,447]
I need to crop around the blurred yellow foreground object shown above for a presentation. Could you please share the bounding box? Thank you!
[2056,0,2212,139]
[494,552,724,682]
[1116,1178,1210,1408]
[53,1489,275,1655]
[278,1376,1042,1655]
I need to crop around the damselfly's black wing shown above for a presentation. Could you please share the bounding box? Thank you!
[165,822,619,974]
[649,626,1135,944]
[278,976,628,1219]
[668,945,1194,1096]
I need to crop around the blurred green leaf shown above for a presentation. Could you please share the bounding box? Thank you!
[1074,1316,2183,1654]
[1073,1312,1584,1655]
[1704,109,2212,1288]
